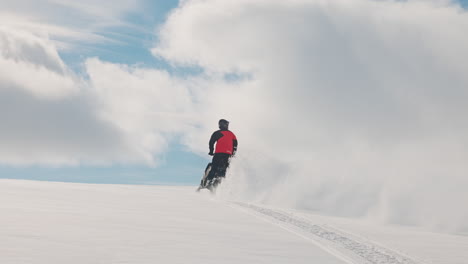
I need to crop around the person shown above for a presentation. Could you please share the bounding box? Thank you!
[203,119,238,186]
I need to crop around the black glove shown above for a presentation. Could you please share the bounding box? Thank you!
[208,152,214,156]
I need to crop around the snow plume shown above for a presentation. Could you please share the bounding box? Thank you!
[154,0,468,232]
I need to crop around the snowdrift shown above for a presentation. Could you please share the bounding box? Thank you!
[1,179,466,264]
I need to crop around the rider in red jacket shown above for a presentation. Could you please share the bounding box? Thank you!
[206,119,238,182]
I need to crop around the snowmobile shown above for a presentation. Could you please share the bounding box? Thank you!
[196,162,224,193]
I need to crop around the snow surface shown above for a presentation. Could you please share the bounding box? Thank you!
[1,179,467,264]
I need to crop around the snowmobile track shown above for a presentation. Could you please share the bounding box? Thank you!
[233,202,422,264]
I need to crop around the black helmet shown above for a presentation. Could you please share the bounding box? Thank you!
[219,119,229,130]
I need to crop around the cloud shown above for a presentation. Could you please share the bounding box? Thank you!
[0,26,78,99]
[85,58,196,164]
[0,0,147,50]
[153,0,468,232]
[0,26,192,166]
[0,1,194,167]
[0,27,131,165]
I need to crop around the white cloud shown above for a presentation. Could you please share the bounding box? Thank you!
[85,58,196,164]
[0,26,78,99]
[153,0,468,232]
[0,1,194,167]
[0,27,127,165]
[0,0,146,50]
[0,27,192,166]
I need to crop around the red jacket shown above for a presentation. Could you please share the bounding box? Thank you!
[209,130,238,155]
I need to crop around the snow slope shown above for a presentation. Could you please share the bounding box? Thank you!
[1,179,467,264]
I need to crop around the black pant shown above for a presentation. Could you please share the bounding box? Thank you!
[207,153,231,181]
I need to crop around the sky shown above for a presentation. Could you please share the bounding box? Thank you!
[1,0,468,232]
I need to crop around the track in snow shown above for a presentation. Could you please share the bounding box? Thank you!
[233,202,423,264]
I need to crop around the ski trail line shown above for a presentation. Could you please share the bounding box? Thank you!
[232,202,423,264]
[227,201,356,264]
